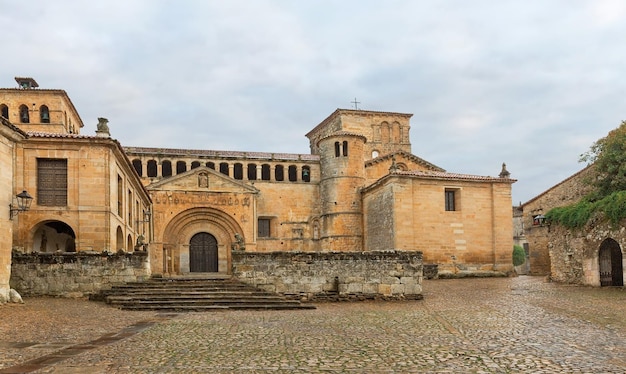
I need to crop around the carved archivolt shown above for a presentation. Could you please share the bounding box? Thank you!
[162,207,242,246]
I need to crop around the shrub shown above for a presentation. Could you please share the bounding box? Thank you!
[512,245,526,267]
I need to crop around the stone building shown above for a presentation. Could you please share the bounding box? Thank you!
[522,164,625,286]
[1,78,151,255]
[126,109,515,277]
[0,117,27,303]
[2,77,516,290]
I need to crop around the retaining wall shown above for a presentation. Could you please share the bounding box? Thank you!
[232,250,423,301]
[10,252,150,297]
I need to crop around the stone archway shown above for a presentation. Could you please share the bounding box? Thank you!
[161,207,243,275]
[116,226,124,251]
[599,238,624,287]
[32,221,76,253]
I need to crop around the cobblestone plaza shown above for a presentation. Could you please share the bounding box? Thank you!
[1,276,625,373]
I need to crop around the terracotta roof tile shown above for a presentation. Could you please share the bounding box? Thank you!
[397,169,516,182]
[26,131,95,139]
[123,146,320,162]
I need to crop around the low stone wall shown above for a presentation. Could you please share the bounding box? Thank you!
[10,252,150,297]
[423,264,438,279]
[232,250,423,301]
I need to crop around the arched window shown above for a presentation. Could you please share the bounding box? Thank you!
[302,166,311,182]
[19,105,29,123]
[191,161,201,169]
[40,105,50,123]
[288,165,297,182]
[206,162,215,170]
[312,219,320,240]
[219,162,229,176]
[261,164,271,180]
[1,104,8,119]
[116,226,124,251]
[275,165,284,181]
[132,159,142,176]
[342,141,348,157]
[247,163,257,180]
[334,142,340,157]
[176,161,187,174]
[162,161,172,177]
[233,163,243,180]
[147,160,157,177]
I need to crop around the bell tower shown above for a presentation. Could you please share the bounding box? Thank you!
[317,132,366,251]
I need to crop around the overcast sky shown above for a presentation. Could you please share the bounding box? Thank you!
[2,1,625,204]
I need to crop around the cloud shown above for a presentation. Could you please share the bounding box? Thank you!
[2,1,626,204]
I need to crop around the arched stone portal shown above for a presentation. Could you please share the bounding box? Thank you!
[32,221,76,252]
[599,238,624,287]
[161,207,243,275]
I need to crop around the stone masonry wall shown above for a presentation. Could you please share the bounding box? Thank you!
[547,219,626,285]
[232,250,423,301]
[523,166,595,275]
[10,252,150,297]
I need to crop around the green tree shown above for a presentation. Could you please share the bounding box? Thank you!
[547,120,626,228]
[512,245,525,267]
[580,120,626,198]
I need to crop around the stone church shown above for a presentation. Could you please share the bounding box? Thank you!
[0,77,515,301]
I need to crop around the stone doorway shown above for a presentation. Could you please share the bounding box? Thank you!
[189,232,218,272]
[33,221,76,252]
[599,238,624,287]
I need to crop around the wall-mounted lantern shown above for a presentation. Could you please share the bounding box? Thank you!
[142,209,151,223]
[533,214,546,226]
[9,190,33,220]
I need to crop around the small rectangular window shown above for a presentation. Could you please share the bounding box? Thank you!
[445,189,457,211]
[258,218,271,238]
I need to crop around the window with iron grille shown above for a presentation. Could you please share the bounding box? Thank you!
[258,218,271,238]
[445,189,457,211]
[37,159,68,206]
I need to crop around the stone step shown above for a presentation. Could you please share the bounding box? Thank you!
[92,276,315,311]
[107,297,304,305]
[119,303,317,311]
[106,295,292,303]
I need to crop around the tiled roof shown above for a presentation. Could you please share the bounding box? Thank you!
[365,150,444,172]
[316,131,367,145]
[26,131,96,139]
[0,116,28,137]
[123,146,320,162]
[396,169,516,182]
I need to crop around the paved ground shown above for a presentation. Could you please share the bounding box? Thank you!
[1,276,625,373]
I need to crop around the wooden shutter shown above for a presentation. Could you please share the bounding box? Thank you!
[37,159,68,206]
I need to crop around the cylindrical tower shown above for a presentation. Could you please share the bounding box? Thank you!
[317,132,366,251]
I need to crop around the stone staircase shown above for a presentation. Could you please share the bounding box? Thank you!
[91,276,316,311]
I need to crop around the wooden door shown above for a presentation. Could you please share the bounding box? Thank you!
[189,232,218,272]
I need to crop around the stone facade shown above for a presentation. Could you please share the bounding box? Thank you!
[523,164,626,286]
[2,77,516,298]
[125,109,515,278]
[363,172,514,276]
[522,166,595,277]
[0,118,27,303]
[232,250,423,301]
[12,133,151,254]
